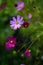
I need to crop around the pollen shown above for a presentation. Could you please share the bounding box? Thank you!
[16,21,19,24]
[28,50,31,52]
[10,40,13,43]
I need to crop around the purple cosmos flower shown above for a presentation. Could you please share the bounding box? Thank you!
[28,13,32,19]
[15,2,24,11]
[5,36,16,50]
[23,21,30,28]
[24,49,31,57]
[20,64,25,65]
[10,15,24,30]
[0,2,6,10]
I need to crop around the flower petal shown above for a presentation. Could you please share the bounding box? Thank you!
[17,24,21,28]
[28,14,32,19]
[10,24,15,30]
[9,43,15,47]
[13,24,18,30]
[16,2,24,11]
[10,21,15,24]
[17,15,20,21]
[8,36,14,41]
[17,17,24,24]
[13,17,16,22]
[20,17,23,21]
[16,7,21,11]
[18,20,24,24]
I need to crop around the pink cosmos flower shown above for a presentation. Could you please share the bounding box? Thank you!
[15,2,24,11]
[5,36,16,50]
[0,2,6,10]
[24,49,31,57]
[28,13,32,19]
[23,21,30,28]
[10,15,24,30]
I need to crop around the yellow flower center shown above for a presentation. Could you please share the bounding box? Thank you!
[10,40,13,43]
[28,50,31,52]
[16,21,19,24]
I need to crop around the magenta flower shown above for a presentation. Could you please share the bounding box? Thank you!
[5,36,16,50]
[23,21,30,28]
[28,13,32,19]
[15,2,24,11]
[24,49,31,57]
[10,15,24,30]
[0,2,6,10]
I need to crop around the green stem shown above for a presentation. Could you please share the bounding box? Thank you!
[26,32,43,49]
[17,31,43,53]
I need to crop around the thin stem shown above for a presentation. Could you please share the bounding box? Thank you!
[17,40,28,52]
[27,31,43,50]
[17,44,26,52]
[17,31,43,53]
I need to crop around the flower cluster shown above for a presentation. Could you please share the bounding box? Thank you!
[10,14,32,30]
[5,1,32,59]
[10,1,32,30]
